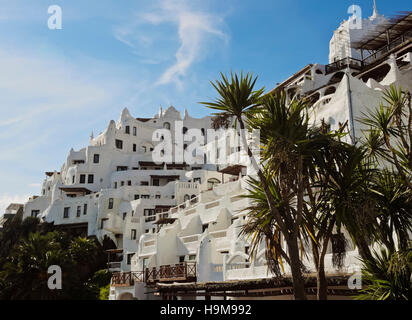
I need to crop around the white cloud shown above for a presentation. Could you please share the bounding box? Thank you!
[114,0,229,87]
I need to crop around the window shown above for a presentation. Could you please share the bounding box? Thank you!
[125,126,130,134]
[100,218,107,229]
[72,176,75,184]
[184,194,190,202]
[117,166,128,171]
[108,198,114,209]
[76,206,81,217]
[145,229,149,234]
[88,174,94,184]
[152,228,156,233]
[114,182,117,189]
[127,253,134,265]
[152,179,159,186]
[155,194,161,199]
[140,181,149,186]
[134,194,140,200]
[202,224,208,233]
[133,144,137,152]
[194,178,201,184]
[63,207,70,218]
[121,181,125,187]
[31,210,40,218]
[83,204,87,215]
[133,127,137,136]
[183,127,188,134]
[123,212,127,220]
[79,174,86,184]
[131,229,137,240]
[127,180,132,186]
[189,255,196,261]
[115,139,123,149]
[144,209,155,216]
[141,195,150,199]
[163,122,171,130]
[93,154,100,164]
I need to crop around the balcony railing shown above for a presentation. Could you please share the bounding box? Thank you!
[325,57,363,74]
[363,30,412,66]
[145,262,197,283]
[111,271,144,287]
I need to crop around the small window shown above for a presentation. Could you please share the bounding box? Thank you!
[134,194,140,200]
[155,194,161,199]
[83,204,88,215]
[183,127,188,134]
[133,127,137,136]
[31,210,40,218]
[125,126,130,134]
[93,154,100,164]
[76,206,81,217]
[108,198,114,209]
[121,181,125,187]
[131,229,137,240]
[123,212,127,220]
[141,181,149,186]
[114,182,117,189]
[128,180,132,186]
[72,176,75,184]
[179,256,185,263]
[189,255,196,261]
[100,218,107,229]
[63,207,70,218]
[141,195,150,199]
[127,253,134,265]
[115,139,123,149]
[152,179,159,186]
[202,224,208,233]
[79,174,86,184]
[133,144,137,152]
[88,174,94,184]
[163,122,171,130]
[145,229,149,234]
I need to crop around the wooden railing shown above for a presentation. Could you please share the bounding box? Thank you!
[325,57,363,74]
[111,271,145,287]
[145,262,197,283]
[111,263,197,286]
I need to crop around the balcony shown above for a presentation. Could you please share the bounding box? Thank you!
[325,57,363,75]
[145,262,197,284]
[111,271,145,287]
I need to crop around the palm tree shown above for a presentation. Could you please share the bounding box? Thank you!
[202,73,311,299]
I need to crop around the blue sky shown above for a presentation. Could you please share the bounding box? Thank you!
[0,0,410,212]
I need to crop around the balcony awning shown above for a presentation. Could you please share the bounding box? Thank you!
[59,187,92,194]
[218,165,246,176]
[154,217,176,225]
[150,175,180,180]
[139,161,164,167]
[352,11,412,50]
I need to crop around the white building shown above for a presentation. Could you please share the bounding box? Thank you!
[6,4,412,300]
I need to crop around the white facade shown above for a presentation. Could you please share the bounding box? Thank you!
[8,4,412,300]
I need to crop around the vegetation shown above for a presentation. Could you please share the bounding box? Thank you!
[0,216,111,300]
[203,72,411,300]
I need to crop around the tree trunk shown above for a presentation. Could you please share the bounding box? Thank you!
[317,259,327,300]
[287,237,306,300]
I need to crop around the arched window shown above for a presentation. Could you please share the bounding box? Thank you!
[184,194,190,202]
[163,122,171,130]
[325,86,336,96]
[183,127,188,134]
[207,178,221,190]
